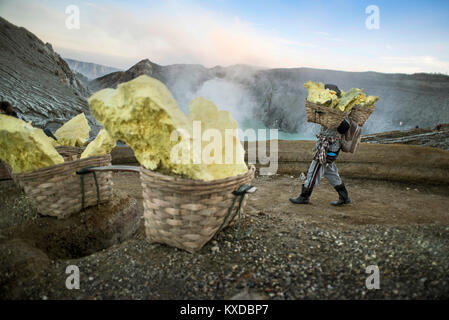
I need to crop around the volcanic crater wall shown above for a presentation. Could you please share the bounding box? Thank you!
[247,140,449,185]
[111,141,449,185]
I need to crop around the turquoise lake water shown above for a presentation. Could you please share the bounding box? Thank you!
[239,119,315,141]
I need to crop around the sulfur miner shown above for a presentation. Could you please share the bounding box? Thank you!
[88,75,247,181]
[292,80,379,206]
[291,83,354,206]
[0,115,64,173]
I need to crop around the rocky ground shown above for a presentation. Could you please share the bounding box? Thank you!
[362,123,449,150]
[1,171,449,300]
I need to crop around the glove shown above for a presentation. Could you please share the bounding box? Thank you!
[337,118,351,135]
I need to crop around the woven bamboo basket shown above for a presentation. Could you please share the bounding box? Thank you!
[0,160,12,181]
[305,100,349,130]
[0,148,83,182]
[140,165,256,253]
[12,154,113,219]
[55,146,84,161]
[349,105,374,126]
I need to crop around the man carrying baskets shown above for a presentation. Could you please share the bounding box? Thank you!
[289,84,352,206]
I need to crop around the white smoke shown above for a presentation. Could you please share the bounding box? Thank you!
[169,77,258,126]
[189,79,257,123]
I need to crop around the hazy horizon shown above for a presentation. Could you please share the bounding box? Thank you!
[61,56,449,77]
[1,0,448,74]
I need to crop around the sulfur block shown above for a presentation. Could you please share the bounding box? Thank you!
[54,113,91,147]
[81,129,116,159]
[304,81,340,107]
[88,75,212,180]
[0,115,64,173]
[359,95,379,109]
[304,81,378,113]
[336,88,365,112]
[188,97,248,180]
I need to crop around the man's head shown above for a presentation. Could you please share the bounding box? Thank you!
[325,84,342,98]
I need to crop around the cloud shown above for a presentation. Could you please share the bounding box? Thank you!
[0,0,325,69]
[0,0,448,74]
[379,56,449,73]
[315,31,344,42]
[80,3,312,69]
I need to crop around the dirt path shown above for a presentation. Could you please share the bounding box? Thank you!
[1,173,449,299]
[113,171,449,229]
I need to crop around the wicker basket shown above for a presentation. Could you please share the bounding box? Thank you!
[349,105,374,126]
[140,165,256,253]
[305,100,349,130]
[0,147,83,181]
[55,146,84,161]
[12,154,113,219]
[0,160,12,181]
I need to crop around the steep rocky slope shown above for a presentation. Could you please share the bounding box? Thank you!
[0,17,96,132]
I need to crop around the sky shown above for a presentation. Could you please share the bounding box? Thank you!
[1,0,448,73]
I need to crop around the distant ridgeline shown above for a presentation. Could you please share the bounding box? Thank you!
[1,15,448,138]
[87,61,449,135]
[64,58,122,80]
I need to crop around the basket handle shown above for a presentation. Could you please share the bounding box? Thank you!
[213,184,257,241]
[314,109,324,122]
[232,185,257,195]
[76,165,141,174]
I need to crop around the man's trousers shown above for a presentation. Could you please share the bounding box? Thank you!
[304,160,342,190]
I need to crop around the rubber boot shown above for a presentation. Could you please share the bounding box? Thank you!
[289,184,312,204]
[331,184,352,206]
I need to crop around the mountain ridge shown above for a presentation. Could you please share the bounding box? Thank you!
[1,15,448,137]
[88,58,449,134]
[0,16,98,133]
[64,58,122,80]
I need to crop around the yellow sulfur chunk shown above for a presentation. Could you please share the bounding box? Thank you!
[359,95,379,109]
[304,81,340,107]
[80,129,116,159]
[54,113,91,147]
[336,88,365,112]
[304,81,378,113]
[0,115,64,173]
[304,80,324,91]
[188,97,248,180]
[88,75,212,180]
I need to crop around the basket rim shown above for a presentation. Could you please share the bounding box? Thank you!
[55,145,85,151]
[350,104,374,112]
[305,99,349,115]
[12,154,111,179]
[140,164,256,187]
